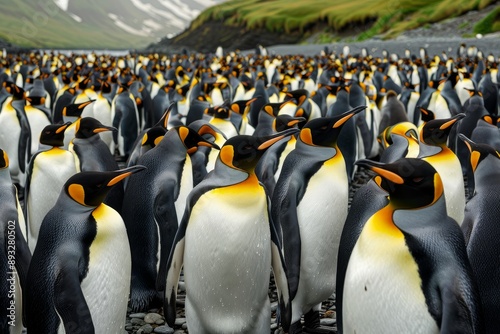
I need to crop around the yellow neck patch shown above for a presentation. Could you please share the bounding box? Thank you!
[220,145,236,168]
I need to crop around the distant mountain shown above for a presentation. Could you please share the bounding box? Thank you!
[0,0,225,49]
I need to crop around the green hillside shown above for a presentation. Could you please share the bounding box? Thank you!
[191,0,498,40]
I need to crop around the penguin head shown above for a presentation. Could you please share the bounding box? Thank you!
[0,149,9,169]
[141,126,167,149]
[175,126,220,155]
[62,100,95,118]
[213,105,231,120]
[3,81,25,100]
[219,129,299,172]
[74,117,117,139]
[284,89,309,106]
[421,113,465,146]
[273,115,305,132]
[299,106,366,147]
[356,158,443,209]
[230,97,258,116]
[459,134,500,173]
[419,107,435,124]
[39,122,72,147]
[65,166,146,207]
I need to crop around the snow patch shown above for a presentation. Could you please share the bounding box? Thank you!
[69,13,82,22]
[53,0,68,11]
[108,13,150,37]
[143,19,164,30]
[129,0,185,29]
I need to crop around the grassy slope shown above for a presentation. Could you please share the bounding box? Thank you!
[190,0,498,40]
[0,0,152,49]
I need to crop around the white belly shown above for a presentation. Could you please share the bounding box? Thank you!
[293,158,348,318]
[175,155,193,225]
[183,185,272,332]
[26,106,51,154]
[424,153,465,225]
[343,219,439,334]
[81,204,131,334]
[0,108,22,183]
[27,149,76,251]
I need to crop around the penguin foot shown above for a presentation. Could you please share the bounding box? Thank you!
[288,320,304,334]
[302,310,335,334]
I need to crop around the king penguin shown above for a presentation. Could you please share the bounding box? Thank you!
[68,117,124,214]
[255,114,304,196]
[25,166,146,334]
[122,126,219,312]
[418,114,466,225]
[164,131,296,333]
[24,122,76,251]
[0,149,31,334]
[272,106,365,333]
[341,158,483,334]
[460,134,500,332]
[0,82,31,188]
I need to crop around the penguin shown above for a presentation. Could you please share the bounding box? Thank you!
[62,100,95,149]
[253,101,291,137]
[24,122,76,251]
[123,126,219,312]
[378,121,420,159]
[255,114,304,196]
[378,90,410,135]
[91,80,114,154]
[272,106,364,333]
[111,84,140,159]
[455,88,489,185]
[341,158,483,334]
[188,120,227,176]
[25,166,146,333]
[68,117,125,214]
[164,131,296,333]
[326,83,360,180]
[459,135,500,332]
[0,149,31,334]
[229,97,258,135]
[208,104,239,139]
[24,89,51,154]
[0,82,31,188]
[418,114,466,225]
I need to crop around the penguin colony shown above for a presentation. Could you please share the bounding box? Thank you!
[0,43,498,334]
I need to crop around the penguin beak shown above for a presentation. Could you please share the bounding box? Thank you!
[333,106,367,128]
[56,122,73,134]
[258,128,300,150]
[93,126,117,134]
[355,159,404,184]
[107,165,146,187]
[287,117,306,127]
[439,113,465,130]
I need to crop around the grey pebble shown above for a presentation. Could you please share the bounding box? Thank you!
[270,301,278,312]
[130,313,147,319]
[131,318,147,326]
[320,318,336,326]
[154,325,175,334]
[271,323,278,330]
[125,324,133,331]
[140,324,154,334]
[156,318,166,325]
[181,323,188,330]
[175,317,186,326]
[144,313,163,324]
